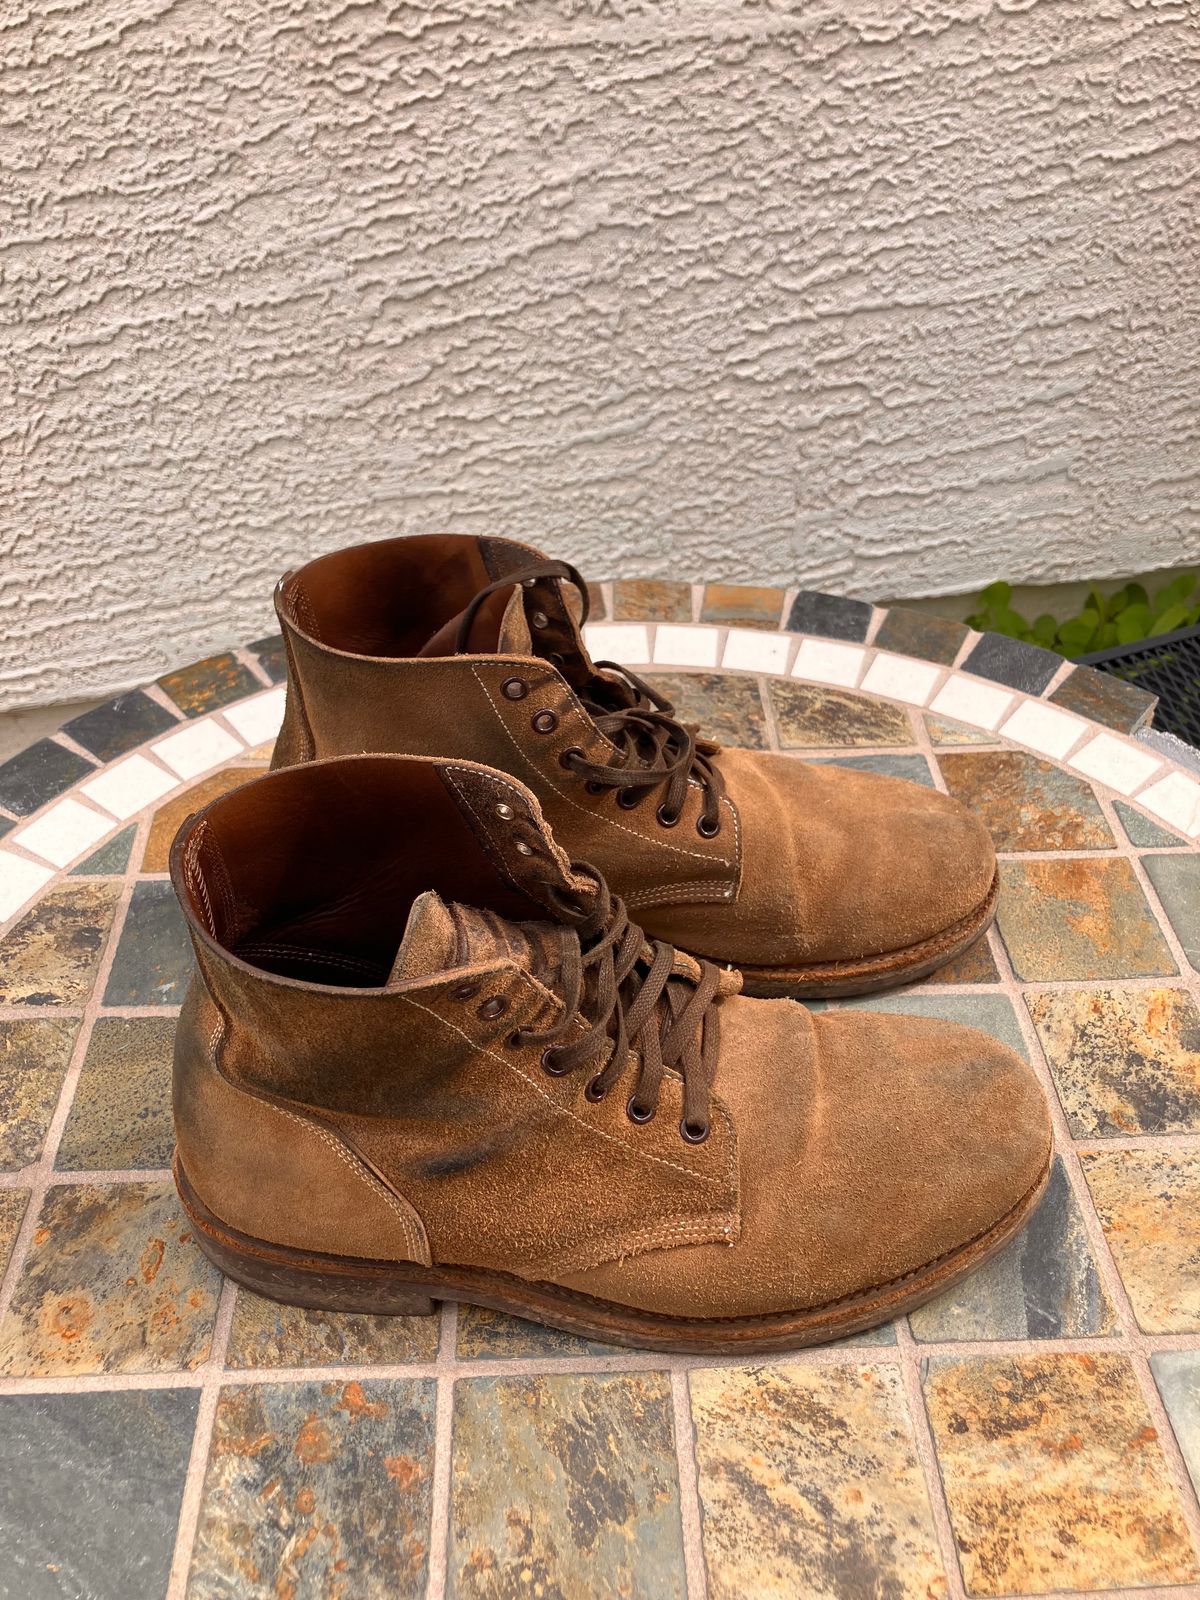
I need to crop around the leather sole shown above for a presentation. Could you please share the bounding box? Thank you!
[175,1140,1050,1355]
[736,869,1000,999]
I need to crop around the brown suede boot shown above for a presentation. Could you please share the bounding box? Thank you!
[269,536,997,997]
[170,754,1050,1353]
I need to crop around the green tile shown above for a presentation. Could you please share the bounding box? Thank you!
[456,1303,619,1359]
[1113,799,1184,849]
[767,681,912,748]
[612,579,692,622]
[643,671,768,750]
[817,753,934,787]
[71,825,136,875]
[225,1290,439,1369]
[1082,1148,1200,1333]
[103,880,193,1005]
[838,991,1028,1060]
[157,651,260,718]
[56,1017,175,1170]
[1152,1351,1200,1499]
[0,1019,78,1169]
[0,1190,28,1277]
[996,858,1176,981]
[450,1372,684,1599]
[938,750,1114,851]
[1143,852,1200,972]
[0,881,120,1006]
[189,1379,434,1599]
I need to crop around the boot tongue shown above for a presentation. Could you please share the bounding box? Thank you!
[417,579,592,679]
[387,889,561,987]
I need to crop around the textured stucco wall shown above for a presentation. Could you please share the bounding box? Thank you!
[3,0,1198,708]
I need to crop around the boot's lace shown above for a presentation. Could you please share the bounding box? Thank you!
[454,560,726,837]
[513,864,728,1142]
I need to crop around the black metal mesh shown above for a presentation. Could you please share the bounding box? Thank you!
[1080,623,1200,748]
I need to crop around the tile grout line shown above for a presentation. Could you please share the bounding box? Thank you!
[424,1299,458,1600]
[895,1316,968,1600]
[671,1367,709,1600]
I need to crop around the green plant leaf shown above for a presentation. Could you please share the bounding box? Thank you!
[1116,603,1151,644]
[1125,582,1149,608]
[981,581,1012,609]
[1153,573,1197,615]
[1031,613,1057,646]
[1150,603,1190,637]
[1097,621,1119,650]
[1087,586,1109,622]
[1058,617,1097,650]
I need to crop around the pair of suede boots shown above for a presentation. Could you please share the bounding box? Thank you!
[171,535,1052,1352]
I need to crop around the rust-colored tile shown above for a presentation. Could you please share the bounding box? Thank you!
[995,858,1176,981]
[1050,667,1156,733]
[938,751,1114,851]
[157,651,259,718]
[225,1289,439,1369]
[56,1017,175,1170]
[700,583,785,630]
[920,933,1000,985]
[0,1019,78,1169]
[924,1352,1198,1594]
[643,671,768,750]
[690,1362,944,1600]
[141,767,259,872]
[0,1180,220,1376]
[768,681,913,748]
[0,1189,28,1277]
[1028,987,1200,1137]
[1081,1148,1200,1332]
[612,579,693,622]
[0,881,120,1007]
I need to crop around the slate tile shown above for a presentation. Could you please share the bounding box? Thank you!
[920,933,1000,984]
[938,750,1114,851]
[247,632,287,683]
[818,752,934,787]
[1050,666,1157,733]
[925,713,993,746]
[189,1379,434,1600]
[450,1372,684,1600]
[1143,852,1200,972]
[785,589,873,642]
[103,880,193,1005]
[1113,798,1185,847]
[612,579,693,622]
[874,606,969,664]
[996,858,1176,981]
[0,816,11,840]
[842,992,1027,1060]
[1152,1351,1200,1499]
[1081,1148,1200,1333]
[61,690,179,762]
[0,1189,28,1276]
[225,1290,439,1369]
[701,583,785,630]
[690,1362,943,1600]
[643,671,768,750]
[909,1156,1113,1341]
[71,824,136,875]
[0,1018,78,1170]
[0,1388,198,1600]
[586,582,607,622]
[456,1303,619,1359]
[158,651,260,718]
[962,633,1062,694]
[0,739,95,818]
[0,1179,220,1376]
[1028,986,1200,1137]
[0,880,120,1006]
[768,681,912,748]
[141,767,259,872]
[56,1016,175,1169]
[924,1352,1197,1594]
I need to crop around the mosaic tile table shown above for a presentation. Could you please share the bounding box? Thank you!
[0,584,1198,1600]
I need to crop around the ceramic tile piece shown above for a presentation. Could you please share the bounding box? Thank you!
[962,633,1061,694]
[247,632,287,683]
[999,698,1089,761]
[844,992,1028,1059]
[0,1388,198,1600]
[1050,665,1157,733]
[690,1362,943,1600]
[702,582,785,630]
[924,1352,1197,1594]
[1152,1351,1200,1499]
[873,606,969,664]
[721,627,792,674]
[0,1190,28,1275]
[1027,986,1200,1137]
[222,684,286,746]
[141,767,260,872]
[456,1304,619,1358]
[450,1371,684,1600]
[157,650,260,718]
[938,750,1114,851]
[1138,770,1200,836]
[56,1016,175,1170]
[909,1157,1113,1341]
[1113,799,1184,848]
[860,651,941,706]
[0,1179,220,1375]
[995,858,1176,981]
[818,753,934,788]
[103,880,194,1005]
[80,751,177,820]
[1069,731,1162,796]
[581,622,651,664]
[587,582,608,621]
[0,851,54,924]
[790,637,865,688]
[70,824,136,875]
[0,816,12,840]
[767,681,911,749]
[1081,1148,1200,1333]
[226,1290,440,1369]
[0,879,121,1005]
[920,933,1001,984]
[929,674,1015,731]
[12,796,113,869]
[151,718,243,782]
[1143,853,1200,971]
[644,672,768,749]
[785,589,873,641]
[924,714,994,746]
[189,1379,434,1600]
[0,1018,78,1170]
[651,624,720,669]
[613,578,692,621]
[0,739,95,818]
[61,690,179,762]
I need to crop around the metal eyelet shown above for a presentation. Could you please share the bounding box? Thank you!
[542,1048,570,1077]
[531,710,558,735]
[477,995,509,1021]
[559,746,584,771]
[584,780,606,796]
[680,1118,710,1144]
[530,610,550,629]
[627,1096,655,1124]
[584,1077,607,1103]
[506,1030,525,1048]
[656,804,680,829]
[514,840,533,856]
[616,790,640,810]
[696,816,721,839]
[450,982,480,1001]
[495,802,515,820]
[501,677,528,700]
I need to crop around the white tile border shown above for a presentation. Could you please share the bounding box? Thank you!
[721,629,792,675]
[0,849,55,921]
[10,796,113,869]
[791,638,866,689]
[582,622,651,664]
[998,699,1089,762]
[929,673,1015,732]
[860,652,941,706]
[152,719,244,781]
[1068,731,1162,797]
[80,752,178,820]
[652,625,720,670]
[1134,770,1200,837]
[222,685,287,746]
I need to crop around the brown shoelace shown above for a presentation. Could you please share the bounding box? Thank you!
[514,865,727,1143]
[454,560,726,837]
